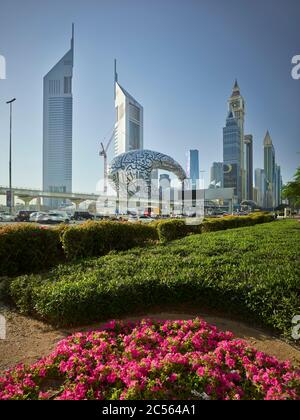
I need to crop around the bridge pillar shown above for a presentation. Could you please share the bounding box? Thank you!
[36,197,42,211]
[71,199,85,210]
[17,195,35,209]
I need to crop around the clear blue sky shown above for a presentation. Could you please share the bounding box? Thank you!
[0,0,299,193]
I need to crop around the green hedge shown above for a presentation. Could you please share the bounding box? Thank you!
[157,219,188,243]
[0,224,62,276]
[201,213,274,233]
[0,214,274,277]
[8,221,300,339]
[62,221,158,260]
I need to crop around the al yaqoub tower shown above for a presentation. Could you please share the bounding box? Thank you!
[43,25,74,205]
[228,80,246,201]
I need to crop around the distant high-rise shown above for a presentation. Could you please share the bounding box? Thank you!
[228,80,246,200]
[43,25,74,206]
[255,168,265,208]
[186,150,199,188]
[223,110,242,203]
[263,131,276,209]
[244,134,253,200]
[114,60,143,156]
[210,162,223,188]
[275,164,282,208]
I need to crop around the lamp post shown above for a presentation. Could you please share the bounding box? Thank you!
[6,98,16,215]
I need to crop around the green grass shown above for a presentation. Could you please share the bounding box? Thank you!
[7,220,300,339]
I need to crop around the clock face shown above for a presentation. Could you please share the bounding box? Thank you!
[232,101,240,108]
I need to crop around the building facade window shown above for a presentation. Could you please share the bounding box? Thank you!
[64,76,72,94]
[129,121,140,150]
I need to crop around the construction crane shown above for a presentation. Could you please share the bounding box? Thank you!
[99,128,115,194]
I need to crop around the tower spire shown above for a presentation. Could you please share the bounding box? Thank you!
[71,23,74,58]
[114,59,118,83]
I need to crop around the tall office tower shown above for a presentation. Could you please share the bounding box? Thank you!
[275,164,282,208]
[114,60,143,156]
[210,162,223,188]
[263,131,276,209]
[228,80,246,200]
[43,25,74,207]
[223,110,242,203]
[255,168,265,208]
[186,150,199,189]
[244,134,253,200]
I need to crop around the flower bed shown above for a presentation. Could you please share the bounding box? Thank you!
[0,319,299,400]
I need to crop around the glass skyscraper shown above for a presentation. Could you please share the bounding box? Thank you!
[43,25,74,207]
[186,150,199,188]
[263,131,276,209]
[210,162,223,188]
[223,110,242,203]
[255,168,265,208]
[228,80,246,201]
[244,134,253,200]
[275,164,282,208]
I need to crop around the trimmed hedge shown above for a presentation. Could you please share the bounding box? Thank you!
[157,219,188,243]
[62,221,158,260]
[202,213,274,233]
[157,213,274,240]
[0,213,274,277]
[0,224,62,276]
[8,221,300,339]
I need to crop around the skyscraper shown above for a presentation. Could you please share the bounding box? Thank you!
[275,164,282,208]
[223,110,242,203]
[244,134,253,200]
[186,150,199,188]
[263,131,276,209]
[255,168,265,208]
[43,25,74,206]
[210,162,223,188]
[114,60,143,156]
[228,80,246,200]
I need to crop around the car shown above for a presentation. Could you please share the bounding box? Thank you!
[0,212,15,222]
[137,215,155,223]
[71,211,94,221]
[29,212,47,222]
[15,210,33,222]
[37,211,70,224]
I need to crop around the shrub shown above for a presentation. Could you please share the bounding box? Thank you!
[0,224,63,276]
[201,213,274,233]
[62,221,158,260]
[157,219,188,243]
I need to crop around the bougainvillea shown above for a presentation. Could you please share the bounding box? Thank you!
[0,319,299,400]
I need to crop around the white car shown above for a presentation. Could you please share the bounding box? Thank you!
[137,215,155,223]
[0,213,15,222]
[37,212,70,224]
[29,212,47,222]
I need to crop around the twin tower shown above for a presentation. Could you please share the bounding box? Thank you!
[43,26,143,205]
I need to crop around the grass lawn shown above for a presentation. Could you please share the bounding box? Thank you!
[6,220,300,339]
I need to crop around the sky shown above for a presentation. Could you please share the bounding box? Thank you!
[0,0,299,195]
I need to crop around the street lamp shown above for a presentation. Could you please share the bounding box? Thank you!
[6,98,16,215]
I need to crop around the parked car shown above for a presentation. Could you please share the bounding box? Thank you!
[137,215,154,223]
[29,212,48,223]
[0,212,15,222]
[37,211,70,224]
[15,210,33,222]
[71,211,94,221]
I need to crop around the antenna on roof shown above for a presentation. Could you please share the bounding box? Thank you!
[114,59,118,83]
[71,23,74,49]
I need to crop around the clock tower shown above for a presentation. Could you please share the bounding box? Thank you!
[228,80,246,201]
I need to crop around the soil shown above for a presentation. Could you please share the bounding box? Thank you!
[0,304,299,375]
